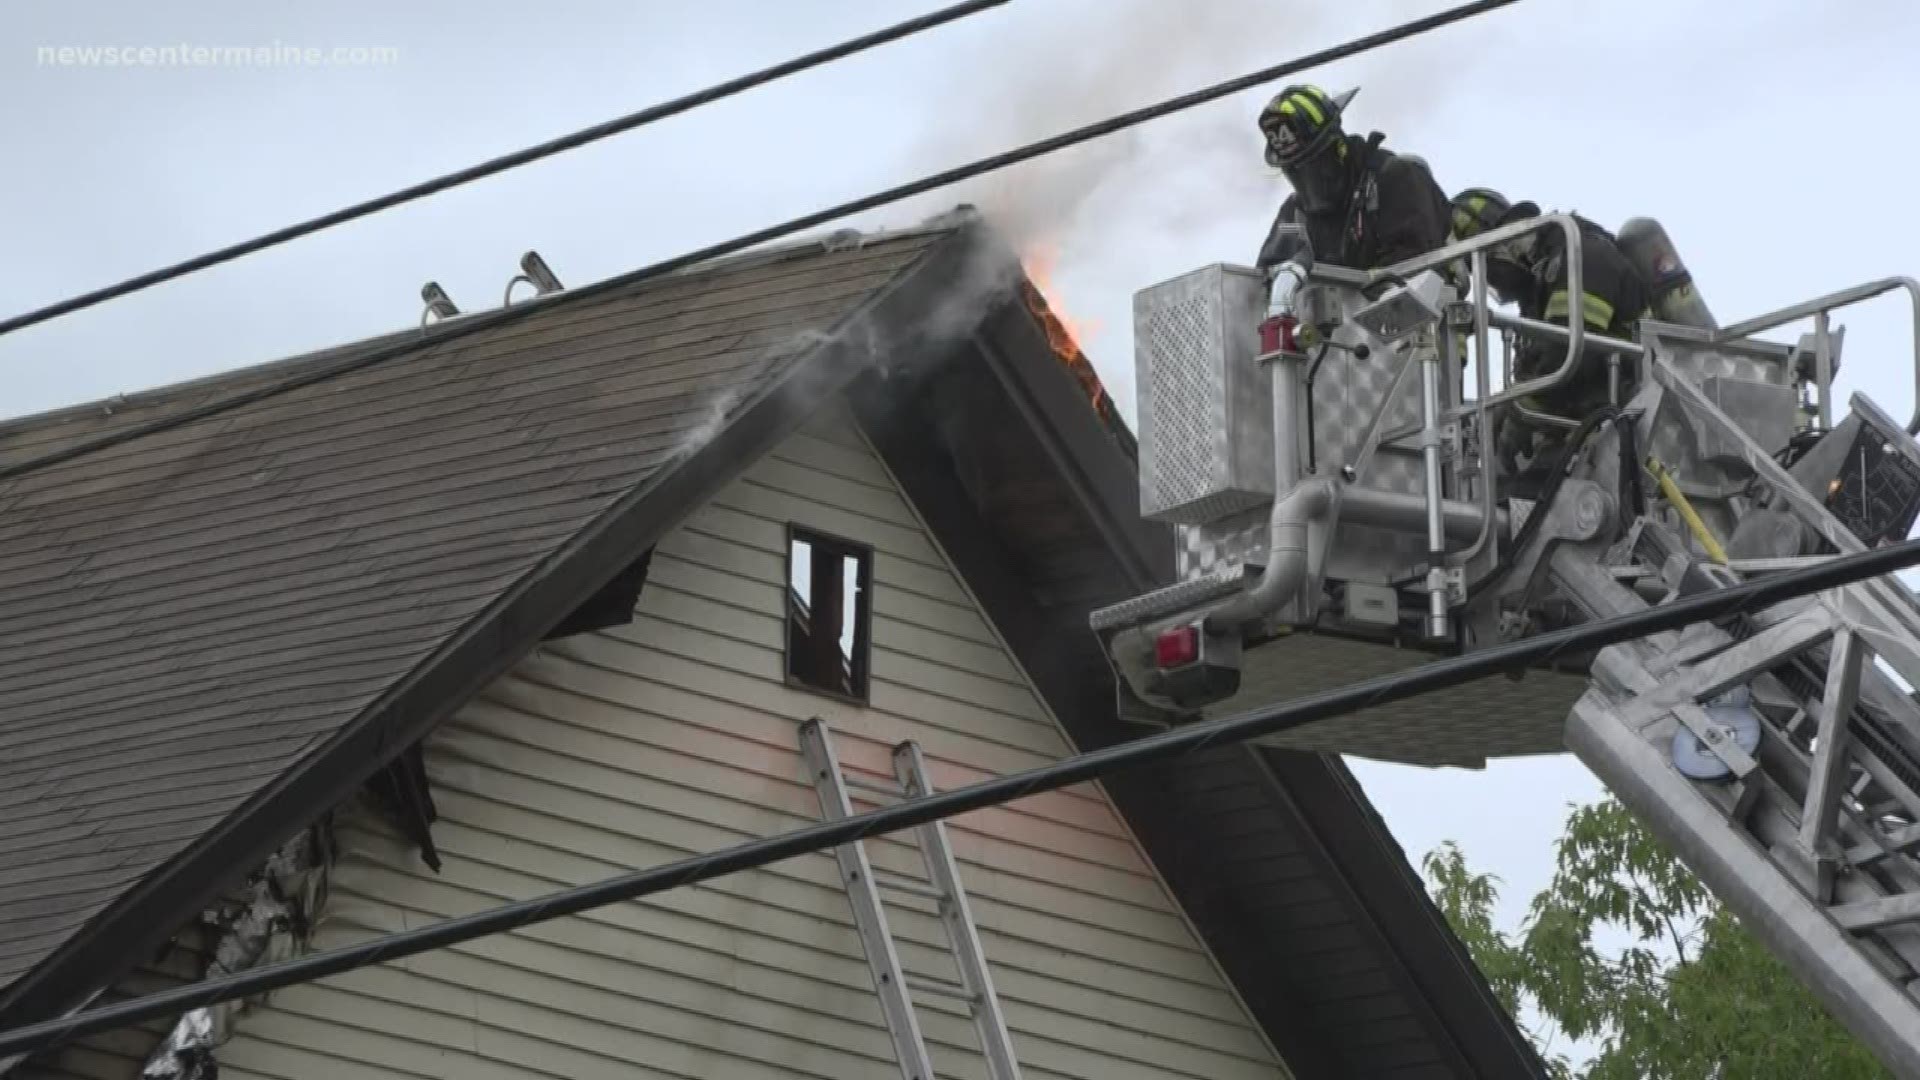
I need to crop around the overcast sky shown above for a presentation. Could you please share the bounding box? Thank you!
[7,0,1920,1065]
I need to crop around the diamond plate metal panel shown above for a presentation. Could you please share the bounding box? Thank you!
[1695,374,1798,464]
[1310,342,1425,497]
[1177,510,1430,586]
[1165,280,1466,584]
[1646,348,1799,480]
[1306,286,1461,581]
[1303,286,1443,500]
[1177,507,1267,581]
[1662,340,1790,388]
[1135,264,1275,525]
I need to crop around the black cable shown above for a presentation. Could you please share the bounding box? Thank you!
[1617,409,1646,527]
[1,534,1915,1059]
[1466,404,1625,601]
[1304,339,1332,472]
[0,0,1525,485]
[1775,427,1826,469]
[0,0,1013,341]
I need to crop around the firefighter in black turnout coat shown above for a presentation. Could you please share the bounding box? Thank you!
[1448,187,1651,486]
[1253,84,1453,274]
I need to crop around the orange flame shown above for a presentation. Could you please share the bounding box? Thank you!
[1019,245,1114,423]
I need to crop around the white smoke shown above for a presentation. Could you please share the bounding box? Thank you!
[674,382,745,458]
[902,0,1270,256]
[675,1,1506,456]
[665,277,973,461]
[889,0,1503,422]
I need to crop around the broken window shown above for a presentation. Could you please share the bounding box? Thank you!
[785,525,873,702]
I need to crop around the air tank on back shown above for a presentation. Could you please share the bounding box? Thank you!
[1618,216,1718,330]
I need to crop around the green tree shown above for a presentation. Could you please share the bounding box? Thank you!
[1422,796,1889,1079]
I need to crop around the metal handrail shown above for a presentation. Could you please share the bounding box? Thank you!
[1454,250,1498,567]
[1488,309,1644,359]
[1373,304,1640,442]
[1711,276,1920,435]
[1489,309,1642,430]
[1370,211,1587,410]
[1305,215,1602,603]
[1512,401,1580,430]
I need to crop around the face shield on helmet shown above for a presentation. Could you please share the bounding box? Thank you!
[1259,85,1349,214]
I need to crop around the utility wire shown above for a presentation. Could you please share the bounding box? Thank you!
[0,0,1013,340]
[1,535,1914,1059]
[0,0,1522,485]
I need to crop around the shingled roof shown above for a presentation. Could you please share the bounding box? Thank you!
[0,211,1543,1078]
[0,223,962,1015]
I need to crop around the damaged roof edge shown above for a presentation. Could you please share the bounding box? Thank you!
[0,221,995,1032]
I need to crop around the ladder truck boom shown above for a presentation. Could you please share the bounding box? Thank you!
[1089,213,1920,1077]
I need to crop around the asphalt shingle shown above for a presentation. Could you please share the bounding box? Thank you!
[0,227,949,995]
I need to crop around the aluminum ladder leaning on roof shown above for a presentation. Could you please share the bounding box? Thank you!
[798,718,1024,1080]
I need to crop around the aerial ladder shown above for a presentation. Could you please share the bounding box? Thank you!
[1087,211,1920,1077]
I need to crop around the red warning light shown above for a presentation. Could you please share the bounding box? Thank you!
[1258,314,1299,355]
[1154,624,1200,668]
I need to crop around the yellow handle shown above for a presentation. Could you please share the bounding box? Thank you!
[1647,455,1729,565]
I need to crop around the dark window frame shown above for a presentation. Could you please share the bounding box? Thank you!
[782,522,875,706]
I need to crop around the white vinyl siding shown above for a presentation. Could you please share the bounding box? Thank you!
[209,399,1289,1080]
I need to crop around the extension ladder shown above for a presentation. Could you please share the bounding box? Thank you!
[797,717,1024,1080]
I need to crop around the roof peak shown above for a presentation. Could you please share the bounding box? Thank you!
[0,209,985,445]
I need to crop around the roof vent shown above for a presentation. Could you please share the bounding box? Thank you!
[420,281,460,327]
[504,250,565,305]
[920,203,980,231]
[821,228,865,253]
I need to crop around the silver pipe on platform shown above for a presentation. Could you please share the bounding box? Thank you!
[1202,347,1335,633]
[1340,487,1495,542]
[1421,331,1451,638]
[1457,250,1498,567]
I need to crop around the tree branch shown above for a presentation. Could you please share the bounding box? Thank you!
[1628,866,1691,965]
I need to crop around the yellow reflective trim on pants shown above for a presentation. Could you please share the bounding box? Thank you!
[1544,290,1615,329]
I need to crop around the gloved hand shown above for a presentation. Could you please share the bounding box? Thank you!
[1495,410,1535,473]
[1510,342,1551,387]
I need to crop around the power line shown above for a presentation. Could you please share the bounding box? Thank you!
[1,535,1914,1060]
[0,0,1522,485]
[0,0,1013,341]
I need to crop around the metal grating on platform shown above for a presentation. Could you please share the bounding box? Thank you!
[1088,567,1250,631]
[1202,632,1591,768]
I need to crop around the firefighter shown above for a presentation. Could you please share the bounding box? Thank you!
[1253,84,1453,274]
[1448,188,1651,489]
